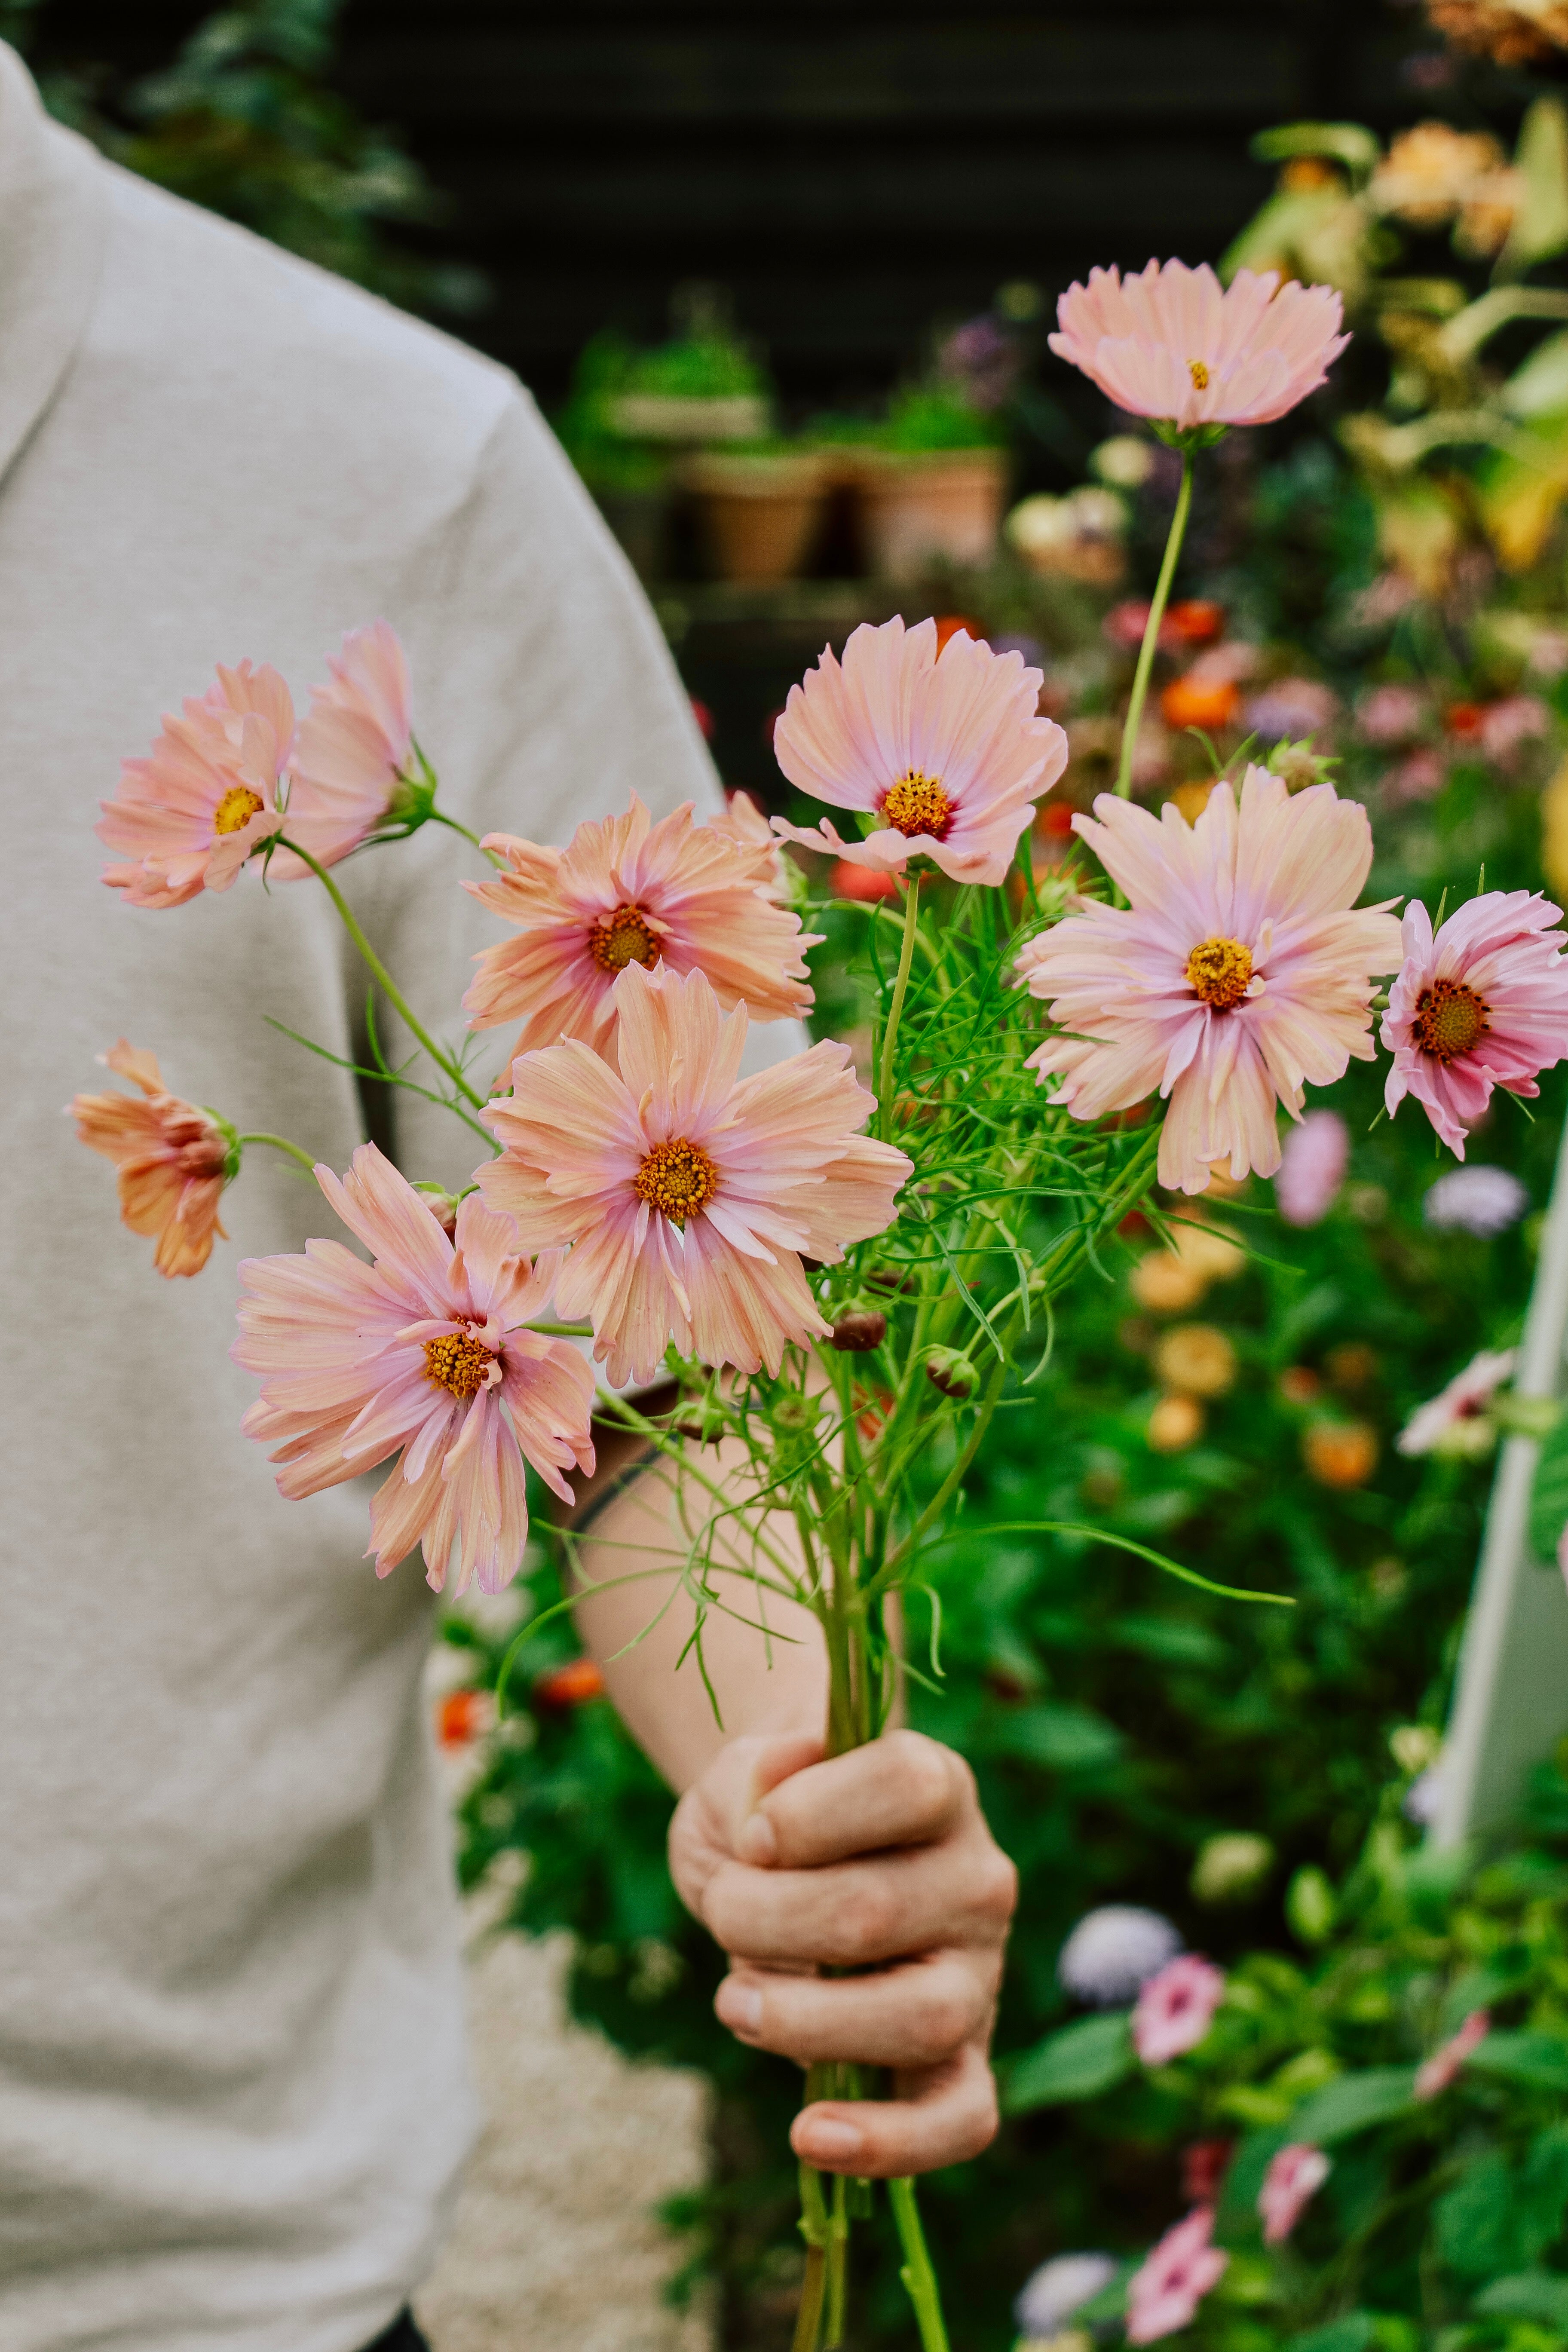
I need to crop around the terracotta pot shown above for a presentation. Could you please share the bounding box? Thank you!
[681,453,831,585]
[852,448,1008,582]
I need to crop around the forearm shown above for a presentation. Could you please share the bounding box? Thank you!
[567,1428,829,1793]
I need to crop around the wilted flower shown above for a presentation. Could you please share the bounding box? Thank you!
[1415,2008,1491,2099]
[1132,1955,1226,2064]
[1154,1324,1237,1399]
[1423,1164,1528,1236]
[1397,1347,1516,1458]
[1303,1419,1378,1487]
[1259,2145,1331,2245]
[1383,891,1568,1157]
[772,616,1067,887]
[1015,2254,1120,2339]
[1191,1833,1274,1905]
[1125,2207,1229,2345]
[1275,1109,1349,1227]
[1357,683,1428,747]
[1050,261,1348,435]
[1057,1906,1182,2006]
[71,1040,236,1278]
[98,659,292,906]
[1017,769,1403,1194]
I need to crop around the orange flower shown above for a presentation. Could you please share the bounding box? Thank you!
[831,858,900,903]
[1166,600,1226,645]
[1159,676,1241,733]
[437,1688,494,1748]
[1303,1419,1378,1488]
[536,1657,606,1709]
[71,1041,235,1277]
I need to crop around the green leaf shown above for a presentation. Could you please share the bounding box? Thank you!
[1473,2275,1568,2329]
[1518,2124,1568,2264]
[1289,2315,1374,2352]
[1503,97,1568,277]
[1528,1413,1568,1562]
[1470,2031,1568,2093]
[1288,2067,1418,2144]
[1438,2150,1519,2284]
[1004,2012,1135,2112]
[986,1703,1124,1774]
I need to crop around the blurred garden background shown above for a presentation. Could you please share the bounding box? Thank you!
[23,3,1568,2349]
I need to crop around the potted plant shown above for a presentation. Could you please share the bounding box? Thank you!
[848,384,1010,581]
[680,444,833,584]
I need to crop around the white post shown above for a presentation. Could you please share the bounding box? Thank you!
[1435,1111,1568,1845]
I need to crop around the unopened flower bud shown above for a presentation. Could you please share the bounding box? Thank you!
[413,1182,461,1239]
[830,1307,887,1353]
[924,1346,979,1400]
[770,1393,817,1431]
[671,1398,727,1446]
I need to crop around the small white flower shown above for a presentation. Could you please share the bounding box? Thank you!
[1423,1165,1529,1238]
[1017,2253,1120,2338]
[1404,1763,1445,1826]
[1397,1348,1516,1458]
[1058,1906,1182,2006]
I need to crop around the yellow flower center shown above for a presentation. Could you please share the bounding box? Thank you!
[423,1330,499,1400]
[1186,936,1254,1011]
[882,771,953,840]
[634,1137,718,1225]
[1412,976,1489,1062]
[1188,359,1210,391]
[213,784,265,836]
[588,902,661,973]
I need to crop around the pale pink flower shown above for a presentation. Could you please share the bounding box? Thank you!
[1479,695,1550,768]
[1415,2008,1490,2100]
[1049,260,1348,432]
[98,660,292,906]
[1126,2208,1229,2345]
[1258,2145,1330,2245]
[1275,1109,1348,1227]
[708,788,790,899]
[1383,749,1447,805]
[770,616,1067,888]
[273,619,415,873]
[233,1144,595,1596]
[1396,1348,1515,1458]
[1133,1955,1226,2065]
[464,792,818,1067]
[70,1041,233,1278]
[477,961,912,1387]
[1382,891,1568,1156]
[1357,683,1428,747]
[1244,677,1339,744]
[1016,768,1404,1195]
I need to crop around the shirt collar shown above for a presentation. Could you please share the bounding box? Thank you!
[0,41,107,491]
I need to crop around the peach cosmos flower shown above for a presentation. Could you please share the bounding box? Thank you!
[1050,260,1348,433]
[232,1144,595,1596]
[1258,2144,1330,2245]
[98,660,292,906]
[1015,768,1404,1195]
[1125,2207,1228,2346]
[1381,891,1568,1156]
[708,788,790,898]
[477,960,913,1387]
[770,616,1067,888]
[71,1040,235,1277]
[463,792,818,1067]
[271,619,415,873]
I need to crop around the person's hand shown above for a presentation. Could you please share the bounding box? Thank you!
[668,1727,1017,2176]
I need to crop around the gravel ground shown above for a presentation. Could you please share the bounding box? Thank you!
[414,1928,713,2352]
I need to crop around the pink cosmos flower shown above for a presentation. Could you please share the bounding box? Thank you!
[1415,2008,1490,2100]
[1382,892,1568,1156]
[1397,1348,1515,1458]
[771,616,1067,888]
[709,788,790,899]
[1125,2208,1229,2346]
[1357,683,1428,747]
[1016,768,1404,1195]
[71,1041,233,1278]
[476,961,912,1387]
[232,1144,595,1596]
[1479,695,1550,768]
[1258,2144,1330,2245]
[273,619,415,873]
[464,792,818,1067]
[1050,260,1348,433]
[98,660,293,906]
[1275,1109,1349,1227]
[1133,1955,1226,2065]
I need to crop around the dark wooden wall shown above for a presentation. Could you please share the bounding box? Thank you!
[34,1,1427,410]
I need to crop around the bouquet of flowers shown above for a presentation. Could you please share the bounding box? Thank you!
[70,261,1568,2352]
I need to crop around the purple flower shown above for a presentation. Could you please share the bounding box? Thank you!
[1057,1906,1182,2006]
[1423,1164,1528,1237]
[1275,1111,1348,1227]
[1246,677,1339,742]
[1016,2253,1119,2337]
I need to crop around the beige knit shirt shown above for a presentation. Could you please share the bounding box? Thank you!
[0,42,774,2352]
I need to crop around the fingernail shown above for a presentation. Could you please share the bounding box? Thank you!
[803,2119,861,2161]
[716,1978,763,2034]
[738,1810,778,1866]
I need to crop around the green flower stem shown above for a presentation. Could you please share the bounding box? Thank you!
[1114,445,1195,800]
[237,1130,319,1176]
[889,2175,950,2352]
[429,805,505,864]
[793,2153,832,2352]
[825,2172,849,2349]
[276,836,487,1111]
[876,874,923,1137]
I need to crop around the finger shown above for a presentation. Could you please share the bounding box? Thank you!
[670,1730,822,1911]
[702,1836,1015,1969]
[790,2042,1000,2177]
[714,1951,995,2069]
[744,1730,969,1869]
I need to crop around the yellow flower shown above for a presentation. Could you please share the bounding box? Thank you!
[1154,1323,1237,1399]
[1303,1419,1378,1488]
[1148,1393,1204,1452]
[1130,1219,1245,1313]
